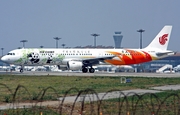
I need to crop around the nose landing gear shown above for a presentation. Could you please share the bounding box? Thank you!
[20,65,24,73]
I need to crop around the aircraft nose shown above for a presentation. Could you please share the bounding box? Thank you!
[1,56,8,62]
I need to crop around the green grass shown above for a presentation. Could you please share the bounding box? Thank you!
[0,74,178,103]
[0,74,180,114]
[0,106,60,115]
[0,75,180,96]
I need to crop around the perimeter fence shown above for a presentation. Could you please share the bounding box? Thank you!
[0,83,179,115]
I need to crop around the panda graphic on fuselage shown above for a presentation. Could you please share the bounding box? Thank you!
[27,52,40,64]
[47,55,53,64]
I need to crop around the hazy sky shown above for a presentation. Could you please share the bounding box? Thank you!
[0,0,179,54]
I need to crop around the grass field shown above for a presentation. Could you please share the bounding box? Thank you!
[0,74,180,95]
[0,74,180,114]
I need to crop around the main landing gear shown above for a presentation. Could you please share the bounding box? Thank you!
[82,67,95,73]
[20,65,24,73]
[20,69,23,73]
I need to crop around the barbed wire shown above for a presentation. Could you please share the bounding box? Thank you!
[0,84,179,114]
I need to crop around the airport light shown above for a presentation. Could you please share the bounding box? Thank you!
[20,40,28,48]
[137,29,145,72]
[137,29,145,49]
[91,33,100,48]
[53,37,61,48]
[62,44,66,48]
[1,48,4,56]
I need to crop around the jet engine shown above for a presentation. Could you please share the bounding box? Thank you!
[67,61,83,71]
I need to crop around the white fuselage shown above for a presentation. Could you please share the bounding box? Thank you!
[1,48,173,66]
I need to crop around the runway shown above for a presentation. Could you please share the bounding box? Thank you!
[1,71,180,78]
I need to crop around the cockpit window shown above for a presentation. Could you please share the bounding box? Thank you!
[7,53,15,55]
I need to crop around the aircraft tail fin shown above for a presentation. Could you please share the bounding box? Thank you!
[145,25,172,50]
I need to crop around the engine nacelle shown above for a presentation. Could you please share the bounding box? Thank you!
[67,61,83,71]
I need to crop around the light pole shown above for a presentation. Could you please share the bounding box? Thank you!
[20,40,28,48]
[137,29,145,72]
[91,33,100,47]
[137,29,145,49]
[53,37,61,48]
[62,44,65,48]
[1,48,4,56]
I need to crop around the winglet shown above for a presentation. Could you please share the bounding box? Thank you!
[145,25,172,50]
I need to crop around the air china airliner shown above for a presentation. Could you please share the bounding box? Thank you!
[1,25,175,73]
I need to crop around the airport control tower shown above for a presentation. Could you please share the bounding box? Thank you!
[113,32,123,48]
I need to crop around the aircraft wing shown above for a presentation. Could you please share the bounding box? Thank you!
[81,55,115,65]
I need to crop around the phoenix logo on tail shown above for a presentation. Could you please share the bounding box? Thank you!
[159,34,168,45]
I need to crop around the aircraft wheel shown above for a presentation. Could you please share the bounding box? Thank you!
[82,67,88,73]
[20,69,23,73]
[89,68,95,73]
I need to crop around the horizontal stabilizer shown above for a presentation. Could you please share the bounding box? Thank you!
[156,51,175,57]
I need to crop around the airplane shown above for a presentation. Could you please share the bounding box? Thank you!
[1,25,175,73]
